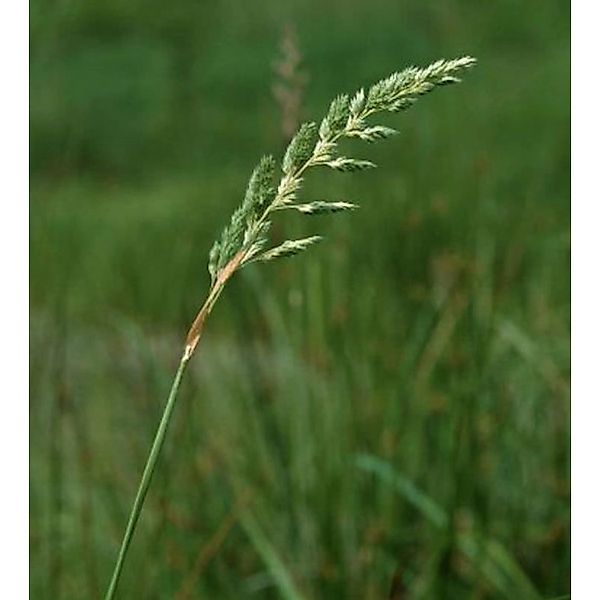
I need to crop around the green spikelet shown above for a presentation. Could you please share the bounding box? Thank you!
[319,94,350,139]
[243,155,276,215]
[282,122,318,174]
[366,56,476,113]
[258,236,323,262]
[208,240,220,282]
[283,200,357,215]
[326,158,377,172]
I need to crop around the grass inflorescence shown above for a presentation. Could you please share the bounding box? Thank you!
[188,56,476,357]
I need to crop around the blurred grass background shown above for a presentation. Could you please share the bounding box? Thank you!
[29,0,570,598]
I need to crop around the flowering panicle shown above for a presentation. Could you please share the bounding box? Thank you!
[208,56,476,279]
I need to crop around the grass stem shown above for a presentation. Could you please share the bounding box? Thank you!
[104,353,189,600]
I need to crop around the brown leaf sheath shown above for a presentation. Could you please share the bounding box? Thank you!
[184,250,246,359]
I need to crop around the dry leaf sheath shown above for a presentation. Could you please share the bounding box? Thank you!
[104,56,476,600]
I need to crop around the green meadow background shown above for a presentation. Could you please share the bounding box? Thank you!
[30,1,570,598]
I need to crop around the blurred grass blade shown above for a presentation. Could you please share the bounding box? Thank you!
[356,453,542,600]
[457,534,542,600]
[240,511,306,600]
[356,453,447,528]
[496,317,568,394]
[484,539,546,599]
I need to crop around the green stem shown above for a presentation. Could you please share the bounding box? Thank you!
[104,353,189,600]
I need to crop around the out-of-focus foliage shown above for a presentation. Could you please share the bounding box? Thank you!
[30,0,569,598]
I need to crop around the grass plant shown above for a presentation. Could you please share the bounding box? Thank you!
[103,56,476,598]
